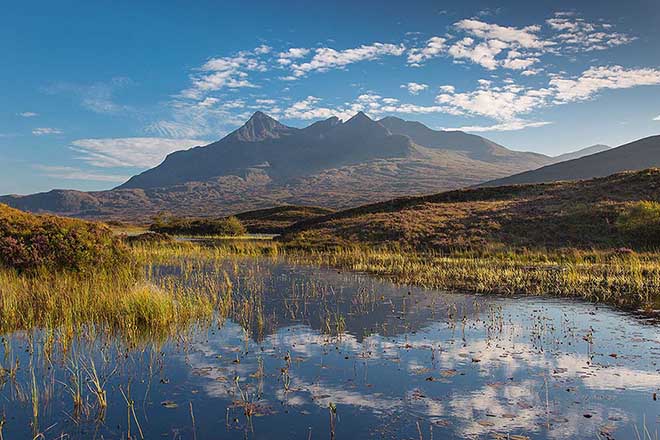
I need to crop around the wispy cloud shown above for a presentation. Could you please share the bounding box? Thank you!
[33,165,129,183]
[32,127,63,136]
[45,77,133,114]
[19,112,38,117]
[70,137,204,168]
[444,120,552,132]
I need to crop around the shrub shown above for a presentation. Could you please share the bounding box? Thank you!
[149,215,247,236]
[616,201,660,247]
[0,204,129,272]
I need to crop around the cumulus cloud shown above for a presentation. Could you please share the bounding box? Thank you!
[288,43,406,77]
[654,115,660,121]
[442,19,550,71]
[181,46,269,100]
[407,37,447,65]
[70,137,204,168]
[435,80,552,120]
[549,65,660,103]
[33,165,129,183]
[455,19,549,49]
[401,82,429,95]
[32,127,63,136]
[276,48,310,65]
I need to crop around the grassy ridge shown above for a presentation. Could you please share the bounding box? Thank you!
[281,169,660,251]
[235,205,335,233]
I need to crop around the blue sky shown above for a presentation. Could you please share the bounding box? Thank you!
[2,0,660,194]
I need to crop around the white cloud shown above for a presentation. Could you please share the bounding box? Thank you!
[19,112,38,117]
[32,127,63,136]
[455,19,548,49]
[288,43,406,77]
[181,46,269,100]
[407,37,447,65]
[401,82,429,95]
[444,19,551,71]
[436,80,552,121]
[277,48,310,65]
[447,37,507,70]
[654,115,660,121]
[253,44,272,55]
[445,120,551,132]
[546,15,636,52]
[283,96,358,121]
[550,65,660,103]
[45,78,132,114]
[70,137,204,169]
[33,165,129,183]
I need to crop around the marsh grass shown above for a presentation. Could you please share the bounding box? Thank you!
[132,240,660,311]
[293,246,660,310]
[0,263,217,338]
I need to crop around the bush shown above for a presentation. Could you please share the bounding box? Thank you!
[616,201,660,247]
[0,204,129,272]
[150,215,247,237]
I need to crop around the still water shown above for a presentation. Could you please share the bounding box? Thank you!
[1,258,658,439]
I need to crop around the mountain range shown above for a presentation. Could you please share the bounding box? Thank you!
[0,112,552,220]
[1,111,656,221]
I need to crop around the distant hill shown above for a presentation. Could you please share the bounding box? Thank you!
[549,144,611,163]
[484,136,660,186]
[281,168,660,250]
[235,205,335,234]
[1,112,553,221]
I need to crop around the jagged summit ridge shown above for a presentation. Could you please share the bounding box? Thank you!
[229,111,294,142]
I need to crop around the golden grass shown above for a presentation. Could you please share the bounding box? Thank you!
[131,240,660,311]
[0,263,217,337]
[292,246,660,310]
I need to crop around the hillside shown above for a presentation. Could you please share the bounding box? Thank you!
[1,112,553,221]
[281,168,660,250]
[235,206,335,234]
[0,203,127,271]
[549,144,610,163]
[484,135,660,186]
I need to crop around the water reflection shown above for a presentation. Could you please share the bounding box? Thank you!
[0,257,658,439]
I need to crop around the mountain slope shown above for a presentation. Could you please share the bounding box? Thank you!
[378,116,550,167]
[2,112,558,221]
[549,144,610,163]
[484,135,660,186]
[281,168,660,250]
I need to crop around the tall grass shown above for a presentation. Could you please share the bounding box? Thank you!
[291,246,660,310]
[0,263,217,337]
[130,240,660,311]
